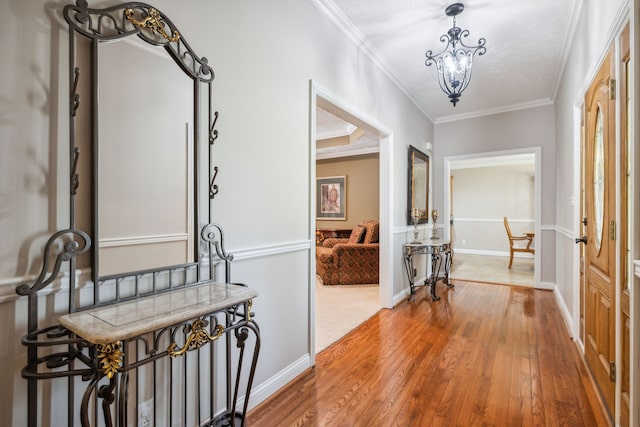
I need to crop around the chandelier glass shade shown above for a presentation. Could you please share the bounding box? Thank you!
[425,3,486,106]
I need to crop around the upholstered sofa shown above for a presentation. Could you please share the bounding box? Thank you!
[315,220,379,285]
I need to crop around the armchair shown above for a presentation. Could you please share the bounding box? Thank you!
[503,217,534,268]
[316,220,379,285]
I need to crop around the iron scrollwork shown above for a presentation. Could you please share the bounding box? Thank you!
[15,229,91,298]
[210,166,219,199]
[64,1,214,83]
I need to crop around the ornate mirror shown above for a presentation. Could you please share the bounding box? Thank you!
[407,145,429,225]
[64,1,219,289]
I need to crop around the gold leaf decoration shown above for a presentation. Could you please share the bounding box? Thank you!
[97,342,124,379]
[125,8,180,42]
[167,319,224,358]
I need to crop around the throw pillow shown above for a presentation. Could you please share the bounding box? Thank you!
[348,225,366,244]
[363,220,379,244]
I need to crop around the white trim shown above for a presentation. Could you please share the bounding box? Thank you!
[572,103,584,345]
[0,269,87,304]
[392,288,411,307]
[0,241,313,305]
[246,354,311,411]
[453,217,535,224]
[309,83,318,367]
[551,0,585,101]
[231,241,311,261]
[555,225,575,240]
[316,124,358,141]
[572,0,631,108]
[307,0,433,122]
[434,98,553,124]
[453,248,533,259]
[316,146,379,160]
[99,233,188,248]
[553,285,575,337]
[449,153,535,169]
[537,281,555,291]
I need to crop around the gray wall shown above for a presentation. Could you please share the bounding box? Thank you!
[434,104,556,283]
[0,0,433,425]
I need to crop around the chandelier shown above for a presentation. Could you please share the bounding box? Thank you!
[425,3,486,106]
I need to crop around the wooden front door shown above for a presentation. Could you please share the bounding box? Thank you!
[582,46,616,417]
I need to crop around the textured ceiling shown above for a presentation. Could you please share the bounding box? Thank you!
[322,0,580,123]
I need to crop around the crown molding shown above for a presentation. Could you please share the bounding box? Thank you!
[308,0,434,123]
[434,98,554,124]
[573,0,630,108]
[316,145,379,160]
[551,0,584,100]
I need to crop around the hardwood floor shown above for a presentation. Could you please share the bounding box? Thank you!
[247,281,609,427]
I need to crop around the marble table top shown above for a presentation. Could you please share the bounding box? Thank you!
[58,282,258,344]
[404,238,450,247]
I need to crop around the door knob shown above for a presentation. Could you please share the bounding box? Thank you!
[575,236,587,244]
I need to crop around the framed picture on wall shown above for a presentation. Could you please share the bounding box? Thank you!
[316,176,346,220]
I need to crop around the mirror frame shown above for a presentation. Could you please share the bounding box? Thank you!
[407,145,430,225]
[64,1,218,286]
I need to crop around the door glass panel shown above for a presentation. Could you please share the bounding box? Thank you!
[593,107,604,252]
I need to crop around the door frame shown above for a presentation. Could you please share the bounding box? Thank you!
[442,147,542,289]
[308,80,394,363]
[571,14,636,425]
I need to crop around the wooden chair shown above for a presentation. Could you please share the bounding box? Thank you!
[503,217,534,268]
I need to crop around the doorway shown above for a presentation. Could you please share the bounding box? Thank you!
[443,148,542,288]
[309,81,393,360]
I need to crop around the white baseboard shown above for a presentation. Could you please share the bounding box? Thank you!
[246,354,311,411]
[393,288,411,306]
[453,248,533,258]
[553,285,575,339]
[536,280,555,290]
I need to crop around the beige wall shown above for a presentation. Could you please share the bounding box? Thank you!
[452,164,535,253]
[316,154,379,230]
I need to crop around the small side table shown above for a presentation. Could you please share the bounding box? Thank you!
[403,239,454,301]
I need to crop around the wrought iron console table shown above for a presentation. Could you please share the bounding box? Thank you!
[20,277,260,427]
[403,239,454,301]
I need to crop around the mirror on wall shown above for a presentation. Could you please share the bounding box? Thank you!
[407,145,429,225]
[65,2,216,283]
[97,39,195,276]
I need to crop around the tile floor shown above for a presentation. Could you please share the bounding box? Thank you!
[450,252,534,287]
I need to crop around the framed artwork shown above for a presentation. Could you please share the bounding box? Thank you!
[316,176,346,220]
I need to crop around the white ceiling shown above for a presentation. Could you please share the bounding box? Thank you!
[316,107,380,159]
[318,0,581,123]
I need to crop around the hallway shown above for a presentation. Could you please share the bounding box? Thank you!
[248,280,608,426]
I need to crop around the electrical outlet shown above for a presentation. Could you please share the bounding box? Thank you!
[413,268,417,277]
[461,239,466,245]
[139,399,154,427]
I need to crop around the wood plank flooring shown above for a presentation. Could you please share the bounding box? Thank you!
[247,281,610,427]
